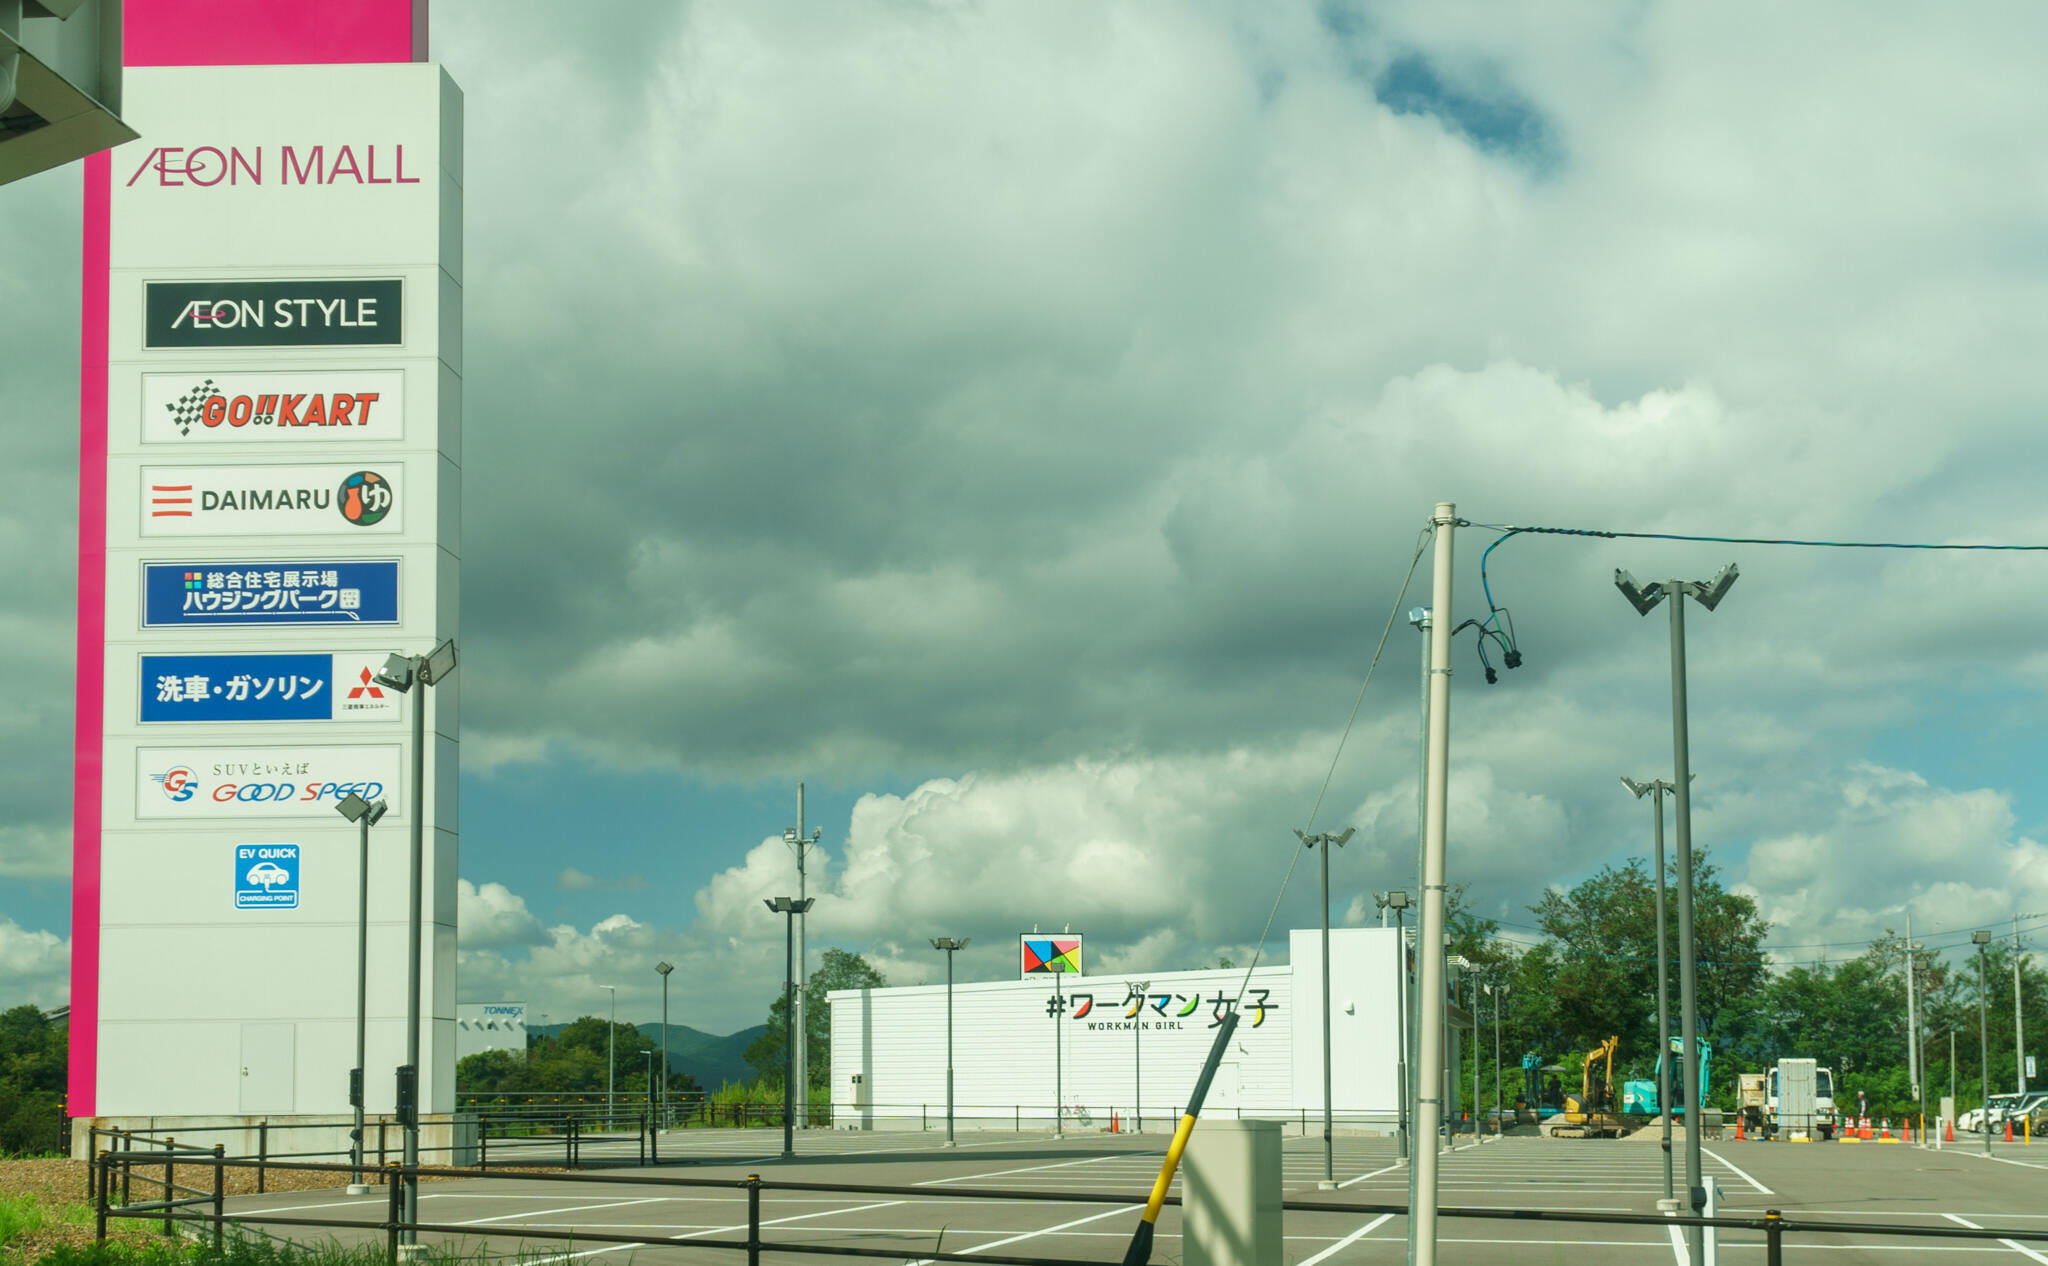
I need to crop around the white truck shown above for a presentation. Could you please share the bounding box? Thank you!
[1762,1059,1838,1141]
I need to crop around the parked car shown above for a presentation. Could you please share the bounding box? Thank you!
[1961,1091,2048,1133]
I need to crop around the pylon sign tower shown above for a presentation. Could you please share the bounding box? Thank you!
[70,0,462,1140]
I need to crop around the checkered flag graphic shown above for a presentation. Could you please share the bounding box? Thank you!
[163,379,217,436]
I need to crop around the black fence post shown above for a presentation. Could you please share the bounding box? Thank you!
[639,1110,647,1167]
[212,1144,226,1252]
[746,1174,762,1266]
[120,1132,132,1207]
[162,1138,175,1237]
[378,1121,388,1178]
[84,1128,97,1201]
[651,1113,659,1166]
[94,1149,108,1244]
[1765,1210,1783,1266]
[385,1163,404,1264]
[479,1114,488,1170]
[258,1120,268,1193]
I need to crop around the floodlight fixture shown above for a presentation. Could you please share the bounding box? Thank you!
[655,961,674,976]
[373,652,416,692]
[1691,564,1740,612]
[337,792,371,822]
[929,937,969,951]
[1387,890,1411,909]
[1614,570,1666,616]
[1974,929,1992,946]
[765,897,815,915]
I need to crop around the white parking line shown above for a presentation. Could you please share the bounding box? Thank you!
[923,1151,1152,1186]
[1703,1146,1773,1195]
[1338,1162,1404,1189]
[1296,1214,1394,1266]
[522,1198,903,1266]
[453,1197,667,1226]
[1944,1213,2048,1266]
[907,1204,1137,1265]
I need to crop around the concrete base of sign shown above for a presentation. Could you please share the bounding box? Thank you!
[1184,1119,1282,1266]
[74,1112,478,1170]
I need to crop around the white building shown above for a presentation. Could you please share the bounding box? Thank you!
[456,1004,528,1061]
[829,928,1406,1132]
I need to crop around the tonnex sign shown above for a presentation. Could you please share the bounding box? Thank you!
[75,4,462,1132]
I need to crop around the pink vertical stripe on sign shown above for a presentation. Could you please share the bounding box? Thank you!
[125,0,425,66]
[70,151,110,1119]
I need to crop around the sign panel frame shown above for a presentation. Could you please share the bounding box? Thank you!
[140,559,401,628]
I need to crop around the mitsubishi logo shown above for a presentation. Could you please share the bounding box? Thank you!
[347,667,385,700]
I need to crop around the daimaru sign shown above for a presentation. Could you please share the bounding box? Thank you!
[142,370,404,443]
[135,745,401,820]
[142,464,401,536]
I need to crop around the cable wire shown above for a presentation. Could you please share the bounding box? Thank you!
[1232,521,1435,1003]
[1466,522,2048,552]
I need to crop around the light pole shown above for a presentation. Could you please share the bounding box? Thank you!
[1907,913,1922,1136]
[1387,890,1411,1161]
[1617,564,1736,1263]
[600,984,617,1126]
[656,962,674,1129]
[335,792,388,1197]
[1976,930,1992,1155]
[784,788,823,1128]
[1295,827,1355,1189]
[1409,501,1458,1266]
[1128,979,1151,1133]
[1489,979,1506,1134]
[2016,914,2041,1095]
[766,897,815,1160]
[1622,775,1678,1206]
[929,937,970,1146]
[369,639,456,1247]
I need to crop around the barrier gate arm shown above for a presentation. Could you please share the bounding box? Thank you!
[1121,1010,1240,1266]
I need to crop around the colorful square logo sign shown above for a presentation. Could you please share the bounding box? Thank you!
[234,844,299,910]
[1021,935,1083,977]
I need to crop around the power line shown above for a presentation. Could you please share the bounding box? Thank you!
[1465,522,2048,553]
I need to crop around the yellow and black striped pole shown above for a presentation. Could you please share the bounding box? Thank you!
[1121,1010,1240,1266]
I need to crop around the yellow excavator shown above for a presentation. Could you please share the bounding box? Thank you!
[1549,1036,1624,1138]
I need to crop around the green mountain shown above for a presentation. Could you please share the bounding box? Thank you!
[529,1021,765,1093]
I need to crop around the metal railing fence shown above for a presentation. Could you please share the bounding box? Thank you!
[89,1148,2048,1266]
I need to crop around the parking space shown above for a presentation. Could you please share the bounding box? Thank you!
[208,1129,2048,1266]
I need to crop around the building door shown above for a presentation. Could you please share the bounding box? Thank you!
[239,1023,296,1114]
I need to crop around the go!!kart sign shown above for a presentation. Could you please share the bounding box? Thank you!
[139,652,401,723]
[141,464,402,536]
[137,745,401,820]
[141,369,404,444]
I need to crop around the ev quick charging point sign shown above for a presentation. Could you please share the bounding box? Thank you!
[234,844,300,910]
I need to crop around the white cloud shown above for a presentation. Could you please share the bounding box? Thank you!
[0,917,69,1008]
[456,879,548,949]
[0,825,68,879]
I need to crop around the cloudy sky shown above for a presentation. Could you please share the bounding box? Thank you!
[4,1,2046,1033]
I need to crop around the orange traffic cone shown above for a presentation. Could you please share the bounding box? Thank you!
[1881,1118,1892,1139]
[1946,1118,1956,1143]
[2005,1119,2014,1143]
[1734,1116,1745,1141]
[1110,1111,1119,1134]
[1903,1119,1912,1143]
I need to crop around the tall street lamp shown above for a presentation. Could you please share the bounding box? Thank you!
[1295,827,1354,1190]
[783,786,822,1128]
[335,791,388,1197]
[1617,564,1736,1263]
[766,897,815,1161]
[599,984,617,1127]
[369,639,456,1246]
[1622,775,1680,1208]
[1975,930,1992,1156]
[1127,979,1151,1133]
[656,962,674,1129]
[929,937,970,1146]
[1386,890,1411,1162]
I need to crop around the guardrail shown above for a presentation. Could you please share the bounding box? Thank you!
[89,1150,2048,1266]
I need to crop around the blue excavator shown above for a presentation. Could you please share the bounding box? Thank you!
[1623,1035,1709,1117]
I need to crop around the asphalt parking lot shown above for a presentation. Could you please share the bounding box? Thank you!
[202,1128,2048,1265]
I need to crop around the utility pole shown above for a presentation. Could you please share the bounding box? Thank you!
[784,788,822,1129]
[1405,604,1430,1266]
[1975,930,1992,1156]
[1906,914,1921,1132]
[2016,914,2031,1095]
[1413,502,1457,1266]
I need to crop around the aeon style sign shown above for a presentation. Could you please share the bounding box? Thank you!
[145,280,402,348]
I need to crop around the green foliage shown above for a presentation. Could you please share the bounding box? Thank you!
[456,1017,698,1099]
[744,950,886,1089]
[0,1004,67,1156]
